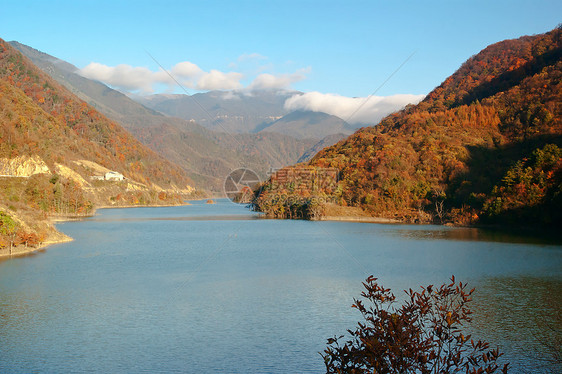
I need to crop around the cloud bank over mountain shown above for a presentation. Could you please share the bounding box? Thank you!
[79,59,308,93]
[79,55,424,127]
[284,92,425,126]
[247,68,310,91]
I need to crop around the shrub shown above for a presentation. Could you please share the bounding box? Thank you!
[322,276,508,373]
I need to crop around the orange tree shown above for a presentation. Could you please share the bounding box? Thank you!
[322,276,509,373]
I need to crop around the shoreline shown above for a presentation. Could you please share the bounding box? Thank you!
[319,215,400,224]
[317,203,401,224]
[0,235,72,260]
[0,201,194,261]
[94,201,192,210]
[3,204,558,261]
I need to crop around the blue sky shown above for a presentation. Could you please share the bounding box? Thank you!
[1,0,560,98]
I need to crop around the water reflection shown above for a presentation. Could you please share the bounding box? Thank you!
[381,225,562,245]
[86,214,260,222]
[472,276,562,373]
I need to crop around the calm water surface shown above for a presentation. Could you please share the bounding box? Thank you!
[1,200,560,373]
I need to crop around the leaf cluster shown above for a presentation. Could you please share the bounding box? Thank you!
[323,276,509,374]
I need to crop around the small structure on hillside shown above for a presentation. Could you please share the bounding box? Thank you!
[105,171,124,181]
[91,171,125,181]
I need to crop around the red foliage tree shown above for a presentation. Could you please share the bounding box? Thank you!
[323,276,509,374]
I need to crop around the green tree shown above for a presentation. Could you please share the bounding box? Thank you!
[0,211,19,253]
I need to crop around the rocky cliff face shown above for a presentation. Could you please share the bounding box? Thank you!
[0,155,50,177]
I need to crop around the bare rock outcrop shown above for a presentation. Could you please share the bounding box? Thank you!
[0,155,50,177]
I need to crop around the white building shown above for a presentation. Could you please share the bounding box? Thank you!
[104,171,124,181]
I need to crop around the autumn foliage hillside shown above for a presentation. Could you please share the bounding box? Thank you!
[254,27,562,228]
[0,39,192,189]
[0,38,194,253]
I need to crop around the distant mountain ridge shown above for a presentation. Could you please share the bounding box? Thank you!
[137,90,292,134]
[258,110,354,139]
[9,41,163,122]
[137,90,360,141]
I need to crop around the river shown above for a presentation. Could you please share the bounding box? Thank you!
[0,199,560,373]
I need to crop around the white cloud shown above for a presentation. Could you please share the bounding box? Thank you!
[79,62,159,93]
[284,92,425,126]
[79,59,311,94]
[196,70,243,90]
[237,52,267,62]
[79,61,244,93]
[221,91,241,100]
[171,61,203,78]
[247,68,309,91]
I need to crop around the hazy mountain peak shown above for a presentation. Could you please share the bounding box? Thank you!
[259,110,354,140]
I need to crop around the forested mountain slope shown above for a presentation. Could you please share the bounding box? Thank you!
[254,27,562,228]
[0,39,194,252]
[0,39,193,189]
